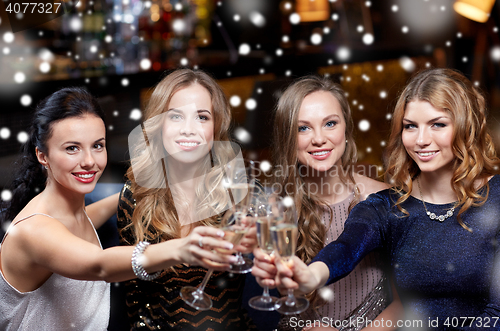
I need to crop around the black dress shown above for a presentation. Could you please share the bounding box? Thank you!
[117,182,257,331]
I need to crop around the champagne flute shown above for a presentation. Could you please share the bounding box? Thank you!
[180,208,249,310]
[248,194,280,311]
[223,159,257,273]
[180,159,256,309]
[271,197,309,315]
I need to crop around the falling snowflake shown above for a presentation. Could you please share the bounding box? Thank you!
[337,47,350,61]
[310,33,322,45]
[239,44,251,55]
[234,127,251,143]
[20,95,32,107]
[230,96,241,107]
[260,160,271,172]
[289,13,300,24]
[0,128,11,139]
[358,120,370,131]
[491,46,500,62]
[245,98,257,110]
[3,32,14,43]
[362,33,374,45]
[282,196,294,207]
[14,72,26,84]
[39,62,51,73]
[399,56,415,72]
[140,59,152,70]
[130,109,142,120]
[318,287,334,302]
[1,190,12,201]
[249,11,266,27]
[379,91,387,99]
[17,131,29,143]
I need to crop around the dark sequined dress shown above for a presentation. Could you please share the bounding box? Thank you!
[117,182,257,331]
[313,175,500,330]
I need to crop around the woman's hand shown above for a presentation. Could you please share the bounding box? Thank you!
[236,225,257,254]
[275,258,328,295]
[175,226,238,271]
[251,247,278,288]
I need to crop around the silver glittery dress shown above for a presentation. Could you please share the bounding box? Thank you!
[0,213,110,331]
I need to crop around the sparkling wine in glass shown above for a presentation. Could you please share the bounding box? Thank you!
[223,160,257,274]
[271,198,309,315]
[180,209,249,310]
[248,195,280,311]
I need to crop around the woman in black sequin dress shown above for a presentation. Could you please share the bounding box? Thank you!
[117,69,258,331]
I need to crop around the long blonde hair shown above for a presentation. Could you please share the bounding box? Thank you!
[272,76,357,306]
[385,68,500,231]
[123,69,233,244]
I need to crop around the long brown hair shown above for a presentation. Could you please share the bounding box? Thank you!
[385,68,500,231]
[123,69,233,244]
[272,76,357,306]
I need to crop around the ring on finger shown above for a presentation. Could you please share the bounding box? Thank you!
[198,237,203,248]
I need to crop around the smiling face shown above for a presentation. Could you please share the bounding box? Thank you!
[161,83,214,165]
[402,100,455,177]
[296,90,347,173]
[37,114,107,195]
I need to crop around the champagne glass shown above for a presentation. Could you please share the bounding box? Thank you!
[180,159,256,309]
[180,207,249,310]
[223,159,257,273]
[248,194,280,311]
[271,197,309,315]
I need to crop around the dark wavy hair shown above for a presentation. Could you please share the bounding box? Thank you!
[3,87,105,223]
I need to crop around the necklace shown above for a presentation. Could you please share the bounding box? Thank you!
[416,177,455,222]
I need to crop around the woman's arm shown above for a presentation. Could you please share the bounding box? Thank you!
[2,215,238,288]
[85,192,119,229]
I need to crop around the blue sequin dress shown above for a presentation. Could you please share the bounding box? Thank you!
[313,175,500,330]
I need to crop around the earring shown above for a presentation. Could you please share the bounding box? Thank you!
[44,165,48,170]
[345,139,348,144]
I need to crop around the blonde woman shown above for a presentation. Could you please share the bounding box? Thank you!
[257,68,500,329]
[255,76,402,330]
[117,69,258,330]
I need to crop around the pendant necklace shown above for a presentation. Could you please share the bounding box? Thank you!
[416,176,455,222]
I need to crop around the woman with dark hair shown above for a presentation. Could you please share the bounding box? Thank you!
[117,68,259,330]
[0,87,236,331]
[255,76,402,330]
[254,68,500,329]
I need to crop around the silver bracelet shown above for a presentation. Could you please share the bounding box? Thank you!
[131,241,161,281]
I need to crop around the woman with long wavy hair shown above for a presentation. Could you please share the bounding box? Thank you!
[255,68,500,329]
[117,68,258,330]
[256,75,402,330]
